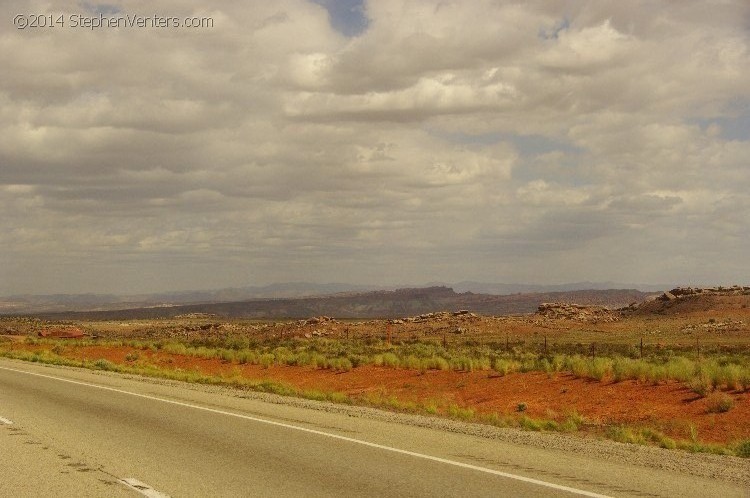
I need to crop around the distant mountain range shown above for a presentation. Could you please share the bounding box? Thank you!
[0,281,667,316]
[19,286,651,320]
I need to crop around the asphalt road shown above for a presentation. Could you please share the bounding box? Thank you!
[0,357,746,498]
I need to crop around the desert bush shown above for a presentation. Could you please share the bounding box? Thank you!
[309,353,329,368]
[519,416,542,431]
[236,349,259,365]
[641,428,677,449]
[219,349,235,362]
[647,364,668,385]
[422,356,450,371]
[225,336,250,350]
[348,354,368,368]
[705,391,734,413]
[721,364,742,391]
[259,353,275,369]
[329,357,353,372]
[93,358,117,371]
[566,356,589,378]
[689,374,714,397]
[447,404,475,420]
[162,342,188,355]
[607,425,643,444]
[380,352,399,368]
[664,357,696,383]
[740,369,750,392]
[272,347,293,365]
[560,411,585,432]
[736,440,750,458]
[589,358,613,381]
[450,356,475,372]
[492,358,516,376]
[402,355,422,370]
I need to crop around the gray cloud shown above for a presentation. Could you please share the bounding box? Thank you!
[1,0,749,294]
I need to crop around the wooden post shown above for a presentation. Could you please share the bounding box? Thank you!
[640,337,643,359]
[505,333,509,352]
[591,342,596,361]
[443,331,447,349]
[544,336,548,355]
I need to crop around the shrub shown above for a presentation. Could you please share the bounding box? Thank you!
[519,416,542,431]
[380,352,399,368]
[447,404,475,420]
[642,428,677,449]
[492,358,516,376]
[559,412,585,432]
[706,392,734,413]
[219,349,235,362]
[664,357,696,383]
[689,374,713,397]
[236,350,258,365]
[607,425,642,444]
[450,356,474,372]
[309,353,328,368]
[259,353,275,369]
[93,359,117,371]
[567,356,588,378]
[740,369,750,392]
[589,358,612,381]
[329,357,353,372]
[722,364,742,391]
[402,355,422,370]
[516,402,527,413]
[736,440,750,458]
[423,356,450,371]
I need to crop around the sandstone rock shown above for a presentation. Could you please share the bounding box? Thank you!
[536,303,619,322]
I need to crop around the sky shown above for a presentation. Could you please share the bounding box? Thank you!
[1,0,749,295]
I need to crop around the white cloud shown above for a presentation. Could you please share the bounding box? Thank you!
[1,0,749,294]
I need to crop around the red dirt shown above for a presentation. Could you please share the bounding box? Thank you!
[7,343,749,445]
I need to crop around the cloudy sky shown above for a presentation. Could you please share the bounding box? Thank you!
[1,0,749,295]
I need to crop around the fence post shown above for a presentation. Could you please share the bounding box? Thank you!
[544,335,548,355]
[640,337,643,359]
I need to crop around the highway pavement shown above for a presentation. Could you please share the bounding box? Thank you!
[0,357,746,497]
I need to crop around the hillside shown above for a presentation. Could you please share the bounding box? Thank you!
[631,286,750,315]
[29,287,648,320]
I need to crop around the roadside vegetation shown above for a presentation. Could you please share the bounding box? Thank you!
[15,335,750,395]
[2,332,749,458]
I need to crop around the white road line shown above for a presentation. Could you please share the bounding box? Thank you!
[0,364,611,498]
[0,415,13,425]
[118,477,171,498]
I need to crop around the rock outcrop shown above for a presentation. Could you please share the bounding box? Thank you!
[662,286,750,299]
[536,303,620,322]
